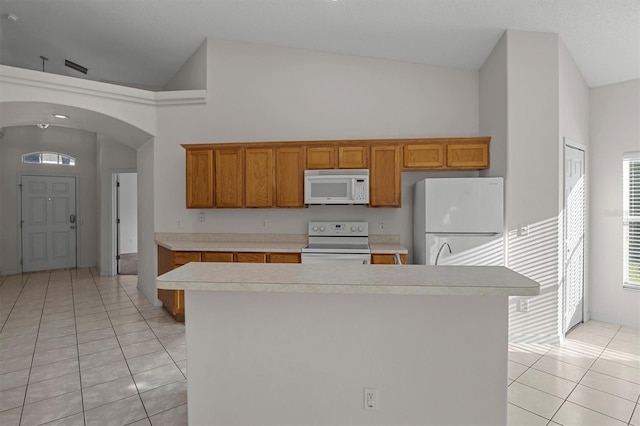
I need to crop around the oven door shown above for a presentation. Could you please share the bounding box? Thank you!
[301,253,371,265]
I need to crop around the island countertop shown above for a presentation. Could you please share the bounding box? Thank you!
[156,262,539,297]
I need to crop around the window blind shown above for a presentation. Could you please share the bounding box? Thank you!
[623,152,640,288]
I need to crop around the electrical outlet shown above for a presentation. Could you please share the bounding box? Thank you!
[177,219,182,228]
[261,220,267,228]
[198,212,205,222]
[517,225,529,237]
[378,221,384,230]
[364,388,378,410]
[518,299,530,312]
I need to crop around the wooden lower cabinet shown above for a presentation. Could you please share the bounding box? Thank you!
[269,253,301,263]
[371,253,407,264]
[158,247,301,322]
[157,246,202,322]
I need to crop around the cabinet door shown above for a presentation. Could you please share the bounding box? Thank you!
[403,144,445,169]
[338,146,368,169]
[275,147,305,207]
[215,148,244,207]
[202,252,234,262]
[306,147,336,169]
[185,149,214,208]
[446,143,489,169]
[245,148,274,207]
[269,253,301,263]
[235,252,268,263]
[174,251,202,265]
[371,253,407,264]
[369,146,401,207]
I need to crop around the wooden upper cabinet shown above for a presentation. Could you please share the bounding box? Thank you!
[369,145,401,207]
[215,148,244,208]
[306,147,336,169]
[338,146,368,169]
[186,149,214,208]
[447,141,489,169]
[403,144,445,169]
[245,148,274,208]
[275,147,305,207]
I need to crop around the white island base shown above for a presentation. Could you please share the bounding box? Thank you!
[157,263,539,425]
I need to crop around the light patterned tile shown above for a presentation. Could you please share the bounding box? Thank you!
[20,390,83,426]
[149,403,188,426]
[552,401,626,426]
[117,329,157,347]
[507,382,564,420]
[29,357,79,384]
[84,394,147,426]
[0,368,29,392]
[82,375,138,410]
[516,368,577,399]
[532,355,588,382]
[78,336,120,357]
[568,384,636,423]
[81,360,131,388]
[127,350,174,374]
[41,412,85,426]
[79,347,125,371]
[0,385,26,412]
[32,344,78,368]
[25,371,80,404]
[122,338,164,359]
[140,379,187,416]
[631,404,639,426]
[580,369,640,402]
[133,363,184,393]
[591,358,640,384]
[0,406,21,426]
[507,402,547,426]
[77,326,116,344]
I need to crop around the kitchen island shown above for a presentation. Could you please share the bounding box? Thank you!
[157,262,539,425]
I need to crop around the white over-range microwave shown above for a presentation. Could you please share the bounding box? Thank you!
[304,169,369,205]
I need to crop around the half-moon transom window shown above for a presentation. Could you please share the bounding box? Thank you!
[22,152,76,166]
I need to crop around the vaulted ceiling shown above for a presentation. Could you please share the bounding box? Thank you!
[1,0,638,90]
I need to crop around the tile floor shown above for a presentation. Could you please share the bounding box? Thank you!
[0,269,186,426]
[0,268,638,425]
[508,321,640,425]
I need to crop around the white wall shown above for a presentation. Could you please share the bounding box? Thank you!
[164,39,207,91]
[590,79,640,328]
[96,136,137,275]
[0,125,98,274]
[118,172,138,254]
[479,32,508,181]
[154,39,481,258]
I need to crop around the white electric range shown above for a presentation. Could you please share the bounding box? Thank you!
[301,221,371,264]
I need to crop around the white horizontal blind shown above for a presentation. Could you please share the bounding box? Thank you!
[623,152,640,288]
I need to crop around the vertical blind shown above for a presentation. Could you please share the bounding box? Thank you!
[623,152,640,288]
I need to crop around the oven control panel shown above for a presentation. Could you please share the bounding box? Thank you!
[308,221,369,237]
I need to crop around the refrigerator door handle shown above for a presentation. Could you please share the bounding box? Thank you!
[428,232,501,236]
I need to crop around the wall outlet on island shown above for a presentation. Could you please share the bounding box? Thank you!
[198,212,205,222]
[177,219,182,228]
[261,220,267,228]
[378,221,384,230]
[364,388,378,410]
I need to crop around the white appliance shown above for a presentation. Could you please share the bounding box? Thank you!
[413,177,504,266]
[301,221,371,264]
[304,170,369,205]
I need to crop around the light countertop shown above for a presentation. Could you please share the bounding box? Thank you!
[155,233,408,254]
[156,262,539,297]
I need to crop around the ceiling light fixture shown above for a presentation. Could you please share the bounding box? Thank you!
[6,13,18,22]
[51,114,69,120]
[36,123,50,129]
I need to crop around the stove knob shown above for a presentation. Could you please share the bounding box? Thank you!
[312,226,318,232]
[351,226,357,232]
[358,226,364,232]
[319,226,326,232]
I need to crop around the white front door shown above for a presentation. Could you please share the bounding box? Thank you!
[21,175,77,272]
[564,144,585,333]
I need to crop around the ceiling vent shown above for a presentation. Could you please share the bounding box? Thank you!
[65,59,88,74]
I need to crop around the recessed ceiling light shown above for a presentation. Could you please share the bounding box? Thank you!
[6,13,19,22]
[51,114,69,120]
[36,123,50,129]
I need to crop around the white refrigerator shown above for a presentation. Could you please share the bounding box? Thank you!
[413,177,504,266]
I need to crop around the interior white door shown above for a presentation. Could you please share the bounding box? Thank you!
[21,175,77,272]
[564,144,585,333]
[116,172,138,273]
